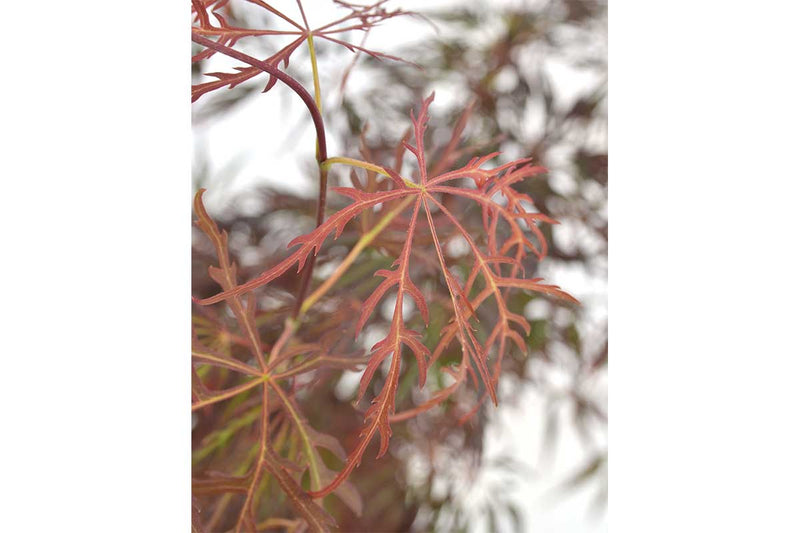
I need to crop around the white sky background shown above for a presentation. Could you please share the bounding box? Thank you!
[194,1,607,531]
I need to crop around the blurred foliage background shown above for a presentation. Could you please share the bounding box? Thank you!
[192,0,606,531]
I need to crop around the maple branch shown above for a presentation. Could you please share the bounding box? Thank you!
[292,29,327,319]
[192,34,330,321]
[191,35,327,164]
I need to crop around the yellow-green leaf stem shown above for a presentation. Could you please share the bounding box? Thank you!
[321,157,420,188]
[291,35,326,321]
[268,380,324,491]
[320,157,388,177]
[307,34,323,116]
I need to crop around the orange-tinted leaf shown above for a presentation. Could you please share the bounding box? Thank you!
[495,277,580,304]
[195,188,415,305]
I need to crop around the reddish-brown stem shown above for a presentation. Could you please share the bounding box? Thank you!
[191,33,329,319]
[291,165,328,318]
[191,34,327,163]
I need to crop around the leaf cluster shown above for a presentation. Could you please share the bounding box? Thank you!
[191,2,601,531]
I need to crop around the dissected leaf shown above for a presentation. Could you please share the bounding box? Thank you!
[192,38,583,525]
[192,0,417,102]
[291,93,578,497]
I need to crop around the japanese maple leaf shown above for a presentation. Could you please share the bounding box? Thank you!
[191,0,416,101]
[195,93,578,498]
